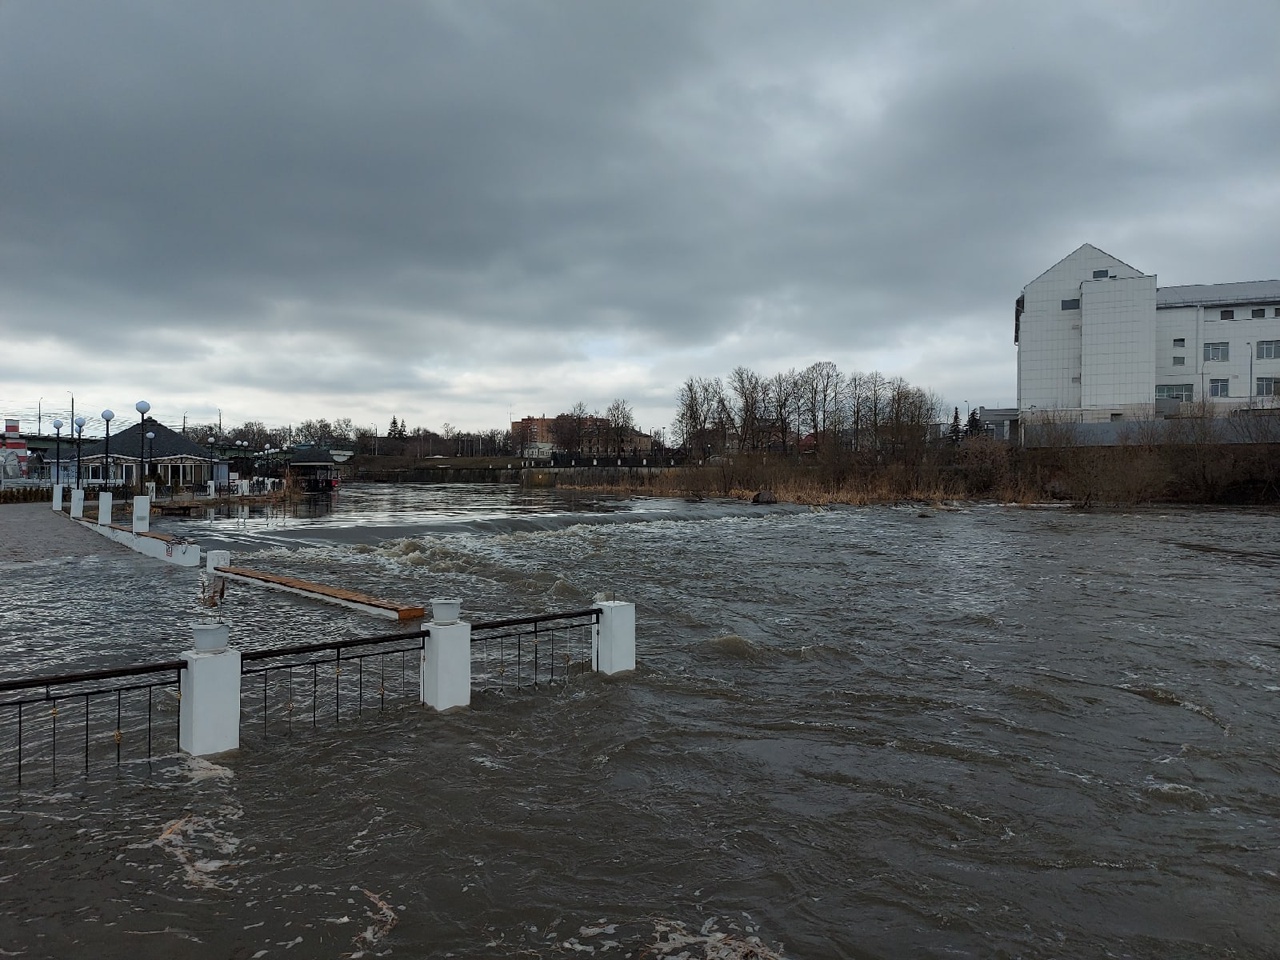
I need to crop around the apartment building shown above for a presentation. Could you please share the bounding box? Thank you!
[1016,244,1280,421]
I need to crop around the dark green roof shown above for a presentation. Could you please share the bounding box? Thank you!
[79,418,212,461]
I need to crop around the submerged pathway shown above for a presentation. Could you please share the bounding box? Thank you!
[0,502,117,562]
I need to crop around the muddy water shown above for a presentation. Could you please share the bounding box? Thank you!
[1,486,1278,958]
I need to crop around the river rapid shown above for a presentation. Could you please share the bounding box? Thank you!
[1,484,1278,958]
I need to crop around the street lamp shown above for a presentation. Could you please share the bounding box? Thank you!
[135,400,150,492]
[102,409,115,488]
[1248,343,1254,410]
[207,435,217,489]
[73,416,85,488]
[145,431,155,488]
[52,419,63,485]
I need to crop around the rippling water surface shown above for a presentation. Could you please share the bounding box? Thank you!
[2,485,1279,958]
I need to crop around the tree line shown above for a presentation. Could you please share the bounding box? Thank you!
[673,362,944,465]
[182,416,514,459]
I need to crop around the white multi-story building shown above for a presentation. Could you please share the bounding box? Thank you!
[1016,244,1280,421]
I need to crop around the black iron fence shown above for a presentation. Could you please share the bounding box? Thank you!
[0,660,184,786]
[1,606,606,784]
[470,608,600,692]
[239,627,429,740]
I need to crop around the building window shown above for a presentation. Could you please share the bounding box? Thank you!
[1210,379,1230,398]
[1156,384,1194,401]
[1204,341,1229,362]
[1258,341,1279,359]
[1061,298,1080,311]
[1092,269,1109,279]
[1173,338,1186,348]
[1071,376,1081,383]
[1258,377,1277,397]
[1172,356,1186,366]
[1252,308,1266,319]
[1220,309,1235,321]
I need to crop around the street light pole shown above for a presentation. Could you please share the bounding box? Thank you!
[73,416,85,488]
[101,409,115,488]
[52,419,63,485]
[145,431,155,489]
[135,400,150,492]
[207,435,217,490]
[1248,343,1254,410]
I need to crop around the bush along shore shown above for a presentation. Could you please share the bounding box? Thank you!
[553,439,1280,507]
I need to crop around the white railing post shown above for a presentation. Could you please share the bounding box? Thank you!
[52,483,64,512]
[206,549,231,573]
[132,495,150,534]
[97,490,113,527]
[592,600,636,675]
[69,488,85,519]
[179,623,241,756]
[421,599,470,711]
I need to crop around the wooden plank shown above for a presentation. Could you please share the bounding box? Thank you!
[215,566,426,621]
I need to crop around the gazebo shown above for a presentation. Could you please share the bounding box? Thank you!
[78,418,217,490]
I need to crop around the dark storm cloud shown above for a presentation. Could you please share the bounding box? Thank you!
[2,0,1278,430]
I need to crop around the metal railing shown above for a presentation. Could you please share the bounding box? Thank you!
[239,627,429,739]
[470,608,600,693]
[1,606,607,783]
[0,660,184,785]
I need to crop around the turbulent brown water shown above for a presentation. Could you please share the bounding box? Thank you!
[2,485,1279,958]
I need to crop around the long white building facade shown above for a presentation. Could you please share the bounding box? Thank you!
[1016,244,1280,420]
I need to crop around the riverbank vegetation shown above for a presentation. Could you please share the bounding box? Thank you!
[566,436,1280,507]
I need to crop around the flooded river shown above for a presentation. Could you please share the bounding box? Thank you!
[1,485,1278,958]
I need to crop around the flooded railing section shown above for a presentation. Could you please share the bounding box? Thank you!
[1,599,634,784]
[239,627,428,740]
[0,660,184,785]
[470,608,601,692]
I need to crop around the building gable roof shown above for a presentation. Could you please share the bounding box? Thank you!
[1024,243,1146,289]
[79,418,211,460]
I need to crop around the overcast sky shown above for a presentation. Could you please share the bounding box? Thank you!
[3,0,1278,438]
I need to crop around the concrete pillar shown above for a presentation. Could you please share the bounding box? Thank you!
[132,495,150,533]
[592,600,636,675]
[206,549,231,573]
[70,488,85,519]
[52,484,63,511]
[421,600,470,711]
[179,624,241,756]
[97,491,113,526]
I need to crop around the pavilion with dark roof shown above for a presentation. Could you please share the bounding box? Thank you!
[77,418,216,489]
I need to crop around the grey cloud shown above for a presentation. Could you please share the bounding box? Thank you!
[2,1,1278,431]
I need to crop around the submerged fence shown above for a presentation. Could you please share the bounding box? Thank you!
[470,608,601,692]
[0,661,184,786]
[0,601,635,784]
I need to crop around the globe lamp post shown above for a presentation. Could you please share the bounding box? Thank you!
[52,419,64,485]
[73,416,86,489]
[135,400,150,492]
[102,409,115,488]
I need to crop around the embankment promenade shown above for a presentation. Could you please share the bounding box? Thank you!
[0,502,114,563]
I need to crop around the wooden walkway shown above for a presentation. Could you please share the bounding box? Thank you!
[213,566,426,621]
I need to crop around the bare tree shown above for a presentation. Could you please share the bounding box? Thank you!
[726,367,763,451]
[606,398,636,455]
